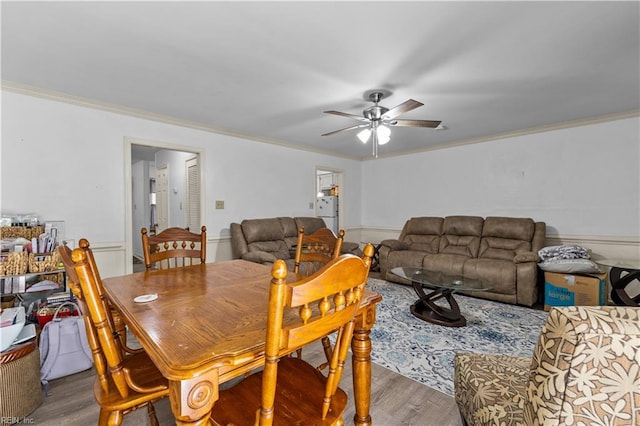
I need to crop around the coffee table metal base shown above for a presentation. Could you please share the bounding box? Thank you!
[410,281,466,327]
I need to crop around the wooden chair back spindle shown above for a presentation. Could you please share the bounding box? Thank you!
[293,226,344,277]
[141,226,206,270]
[211,243,374,425]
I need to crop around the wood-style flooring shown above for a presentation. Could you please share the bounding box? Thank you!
[29,337,463,425]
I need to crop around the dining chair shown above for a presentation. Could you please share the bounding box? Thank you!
[293,226,344,277]
[293,226,345,360]
[58,240,169,426]
[210,243,374,426]
[141,226,206,270]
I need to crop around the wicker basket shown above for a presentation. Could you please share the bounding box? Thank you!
[28,251,61,274]
[0,252,28,276]
[0,344,43,419]
[0,226,45,240]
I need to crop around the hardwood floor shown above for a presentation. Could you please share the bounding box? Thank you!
[29,338,463,425]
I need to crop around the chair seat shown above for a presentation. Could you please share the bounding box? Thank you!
[94,352,169,411]
[211,357,348,425]
[454,353,530,426]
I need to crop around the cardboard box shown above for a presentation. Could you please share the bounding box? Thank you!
[544,271,607,311]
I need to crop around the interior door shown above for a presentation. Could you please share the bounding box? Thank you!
[185,157,200,231]
[156,166,169,232]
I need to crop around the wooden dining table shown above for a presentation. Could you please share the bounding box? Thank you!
[102,259,382,425]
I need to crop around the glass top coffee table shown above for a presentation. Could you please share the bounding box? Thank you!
[390,267,492,327]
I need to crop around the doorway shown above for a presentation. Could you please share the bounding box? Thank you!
[125,137,204,274]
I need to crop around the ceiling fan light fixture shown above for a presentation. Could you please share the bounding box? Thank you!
[357,128,371,143]
[323,89,440,158]
[377,125,391,145]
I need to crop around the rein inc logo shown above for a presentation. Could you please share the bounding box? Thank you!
[1,417,34,424]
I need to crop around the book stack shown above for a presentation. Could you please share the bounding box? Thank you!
[46,292,72,305]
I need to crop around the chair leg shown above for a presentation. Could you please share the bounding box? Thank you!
[99,409,123,426]
[147,402,159,426]
[98,409,109,426]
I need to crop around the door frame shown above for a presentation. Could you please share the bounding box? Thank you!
[184,155,200,231]
[124,137,205,274]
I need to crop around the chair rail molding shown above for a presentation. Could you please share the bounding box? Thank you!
[85,232,638,279]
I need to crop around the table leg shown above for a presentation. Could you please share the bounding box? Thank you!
[411,281,466,327]
[352,304,376,426]
[169,369,219,425]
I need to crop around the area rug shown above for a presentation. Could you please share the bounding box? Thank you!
[367,278,549,396]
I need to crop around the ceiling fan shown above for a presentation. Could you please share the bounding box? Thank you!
[322,90,442,157]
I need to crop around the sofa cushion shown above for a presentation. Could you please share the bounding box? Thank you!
[479,238,532,261]
[295,217,326,234]
[438,216,483,257]
[385,250,429,279]
[278,217,298,249]
[479,217,535,261]
[247,240,290,260]
[422,254,468,276]
[462,258,517,295]
[400,217,443,253]
[402,217,443,237]
[278,217,298,238]
[241,218,285,243]
[482,217,535,241]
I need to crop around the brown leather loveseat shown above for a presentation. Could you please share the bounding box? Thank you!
[230,217,360,270]
[379,216,546,306]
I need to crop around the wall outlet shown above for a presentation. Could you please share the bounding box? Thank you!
[308,202,314,209]
[215,200,224,209]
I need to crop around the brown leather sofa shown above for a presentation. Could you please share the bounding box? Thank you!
[230,217,360,269]
[379,216,546,306]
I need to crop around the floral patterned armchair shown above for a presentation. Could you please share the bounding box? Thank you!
[454,306,640,425]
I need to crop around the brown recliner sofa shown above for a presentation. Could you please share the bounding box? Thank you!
[230,217,360,269]
[378,216,546,306]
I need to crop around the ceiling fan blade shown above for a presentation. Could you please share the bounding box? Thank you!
[382,99,424,120]
[390,119,442,128]
[324,110,370,122]
[322,124,368,136]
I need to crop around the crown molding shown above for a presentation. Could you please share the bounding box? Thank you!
[367,109,640,161]
[0,80,361,161]
[3,80,636,163]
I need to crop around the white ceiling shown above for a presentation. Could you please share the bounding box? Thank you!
[2,1,639,160]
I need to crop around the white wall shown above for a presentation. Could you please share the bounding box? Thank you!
[1,90,363,275]
[361,117,640,259]
[2,90,638,275]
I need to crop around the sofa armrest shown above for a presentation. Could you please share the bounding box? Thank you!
[230,222,248,259]
[242,251,278,264]
[380,239,409,251]
[514,251,539,263]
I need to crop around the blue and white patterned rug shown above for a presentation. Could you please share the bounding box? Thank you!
[367,278,549,396]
